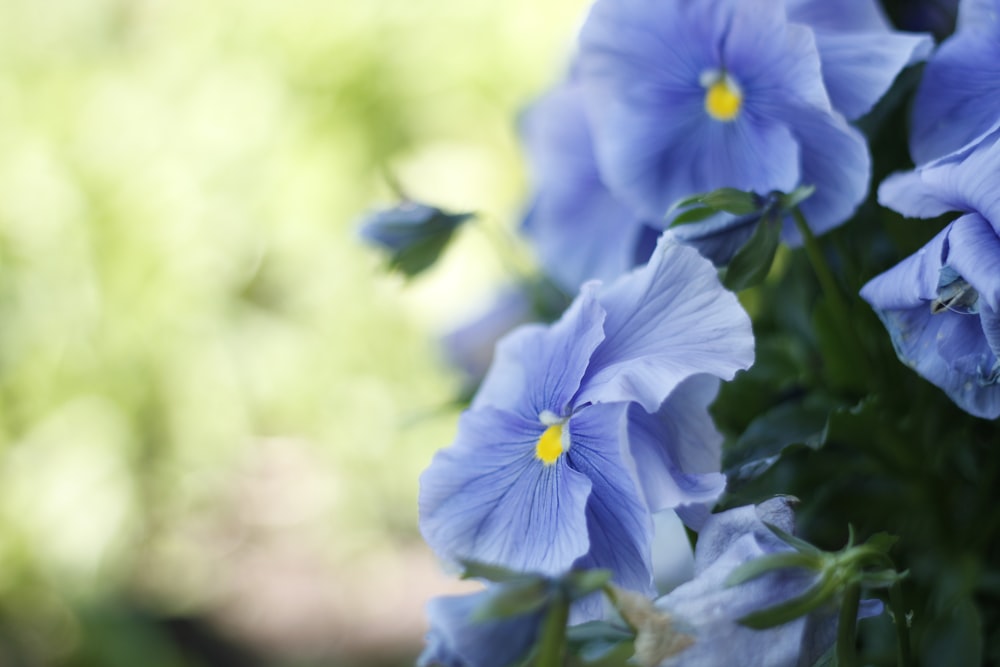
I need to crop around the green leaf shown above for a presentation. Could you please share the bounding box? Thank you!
[778,184,815,210]
[668,205,718,227]
[809,644,838,667]
[722,215,781,291]
[725,551,822,587]
[471,579,552,622]
[698,187,759,215]
[763,521,824,556]
[460,560,535,584]
[738,575,840,629]
[563,569,613,600]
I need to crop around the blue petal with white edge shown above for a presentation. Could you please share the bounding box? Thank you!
[578,237,754,413]
[419,407,593,576]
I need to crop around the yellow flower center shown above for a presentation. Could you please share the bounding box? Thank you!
[704,76,742,122]
[535,424,564,465]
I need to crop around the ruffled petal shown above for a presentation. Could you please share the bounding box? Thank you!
[473,284,606,418]
[567,402,656,602]
[811,30,932,121]
[944,213,1000,310]
[578,237,754,413]
[624,376,727,519]
[911,28,1000,163]
[776,106,871,241]
[419,407,593,576]
[860,226,947,309]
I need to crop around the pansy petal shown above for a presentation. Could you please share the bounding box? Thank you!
[419,590,541,667]
[860,226,947,309]
[981,301,1000,359]
[877,170,957,219]
[520,83,647,291]
[578,237,754,413]
[944,214,1000,311]
[692,497,796,576]
[624,376,727,518]
[473,284,606,418]
[958,0,1000,32]
[567,402,656,600]
[784,0,890,31]
[776,106,870,241]
[911,28,1000,163]
[419,407,593,576]
[811,30,932,121]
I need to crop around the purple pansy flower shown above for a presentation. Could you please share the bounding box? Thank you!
[576,0,928,240]
[911,0,1000,163]
[862,132,1000,418]
[419,238,753,609]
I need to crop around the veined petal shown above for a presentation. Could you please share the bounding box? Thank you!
[944,213,1000,310]
[812,30,932,121]
[578,237,754,413]
[472,283,606,419]
[959,0,1000,32]
[860,226,946,309]
[566,402,656,602]
[419,407,593,576]
[981,301,1000,359]
[578,0,805,220]
[911,28,1000,163]
[778,107,870,241]
[624,376,727,519]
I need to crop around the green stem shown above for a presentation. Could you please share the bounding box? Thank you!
[837,583,861,667]
[792,208,873,381]
[889,581,913,667]
[535,598,569,667]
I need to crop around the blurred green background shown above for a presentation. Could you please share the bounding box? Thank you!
[0,0,587,664]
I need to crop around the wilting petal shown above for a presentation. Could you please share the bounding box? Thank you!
[944,213,1000,310]
[473,284,606,419]
[911,28,1000,163]
[567,402,656,602]
[811,30,932,121]
[419,407,593,576]
[578,238,754,413]
[624,375,727,519]
[419,589,541,667]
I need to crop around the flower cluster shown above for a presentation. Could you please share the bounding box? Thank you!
[356,0,1000,664]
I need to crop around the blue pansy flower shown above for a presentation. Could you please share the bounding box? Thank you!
[520,81,658,292]
[576,0,928,241]
[651,498,881,667]
[419,238,753,609]
[911,0,1000,163]
[861,132,1000,418]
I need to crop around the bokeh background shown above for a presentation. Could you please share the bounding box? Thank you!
[0,0,590,664]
